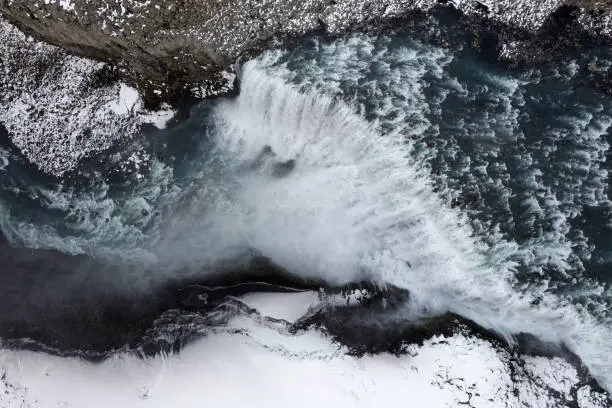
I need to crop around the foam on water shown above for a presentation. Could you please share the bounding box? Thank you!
[0,152,181,262]
[263,35,612,278]
[0,149,8,172]
[151,47,612,390]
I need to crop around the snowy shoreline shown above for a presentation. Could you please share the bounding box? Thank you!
[0,291,610,408]
[1,5,611,177]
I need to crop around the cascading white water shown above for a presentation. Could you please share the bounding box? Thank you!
[162,58,612,391]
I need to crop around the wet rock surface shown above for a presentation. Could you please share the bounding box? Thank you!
[0,238,308,357]
[0,236,605,393]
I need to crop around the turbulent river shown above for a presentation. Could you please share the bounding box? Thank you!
[1,27,612,393]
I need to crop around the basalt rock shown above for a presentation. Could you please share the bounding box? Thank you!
[1,0,611,106]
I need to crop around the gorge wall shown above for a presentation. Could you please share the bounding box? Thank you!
[2,0,611,105]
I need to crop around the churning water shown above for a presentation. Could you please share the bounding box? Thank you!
[1,30,612,390]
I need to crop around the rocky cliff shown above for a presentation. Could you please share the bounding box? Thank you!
[1,0,611,107]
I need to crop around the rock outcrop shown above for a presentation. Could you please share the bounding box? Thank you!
[1,0,611,107]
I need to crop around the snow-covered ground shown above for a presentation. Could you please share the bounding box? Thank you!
[0,292,608,408]
[0,18,174,177]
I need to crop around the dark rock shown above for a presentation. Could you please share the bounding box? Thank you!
[294,286,609,395]
[0,239,607,398]
[474,1,489,14]
[272,159,296,178]
[1,0,612,104]
[0,242,320,357]
[245,145,297,178]
[551,4,581,26]
[249,145,277,171]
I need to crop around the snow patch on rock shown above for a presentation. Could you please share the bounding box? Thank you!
[108,84,176,129]
[0,18,175,177]
[3,0,611,109]
[240,291,321,322]
[523,356,578,397]
[108,83,140,115]
[43,0,74,11]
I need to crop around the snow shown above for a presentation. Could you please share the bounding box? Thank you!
[0,292,608,408]
[240,291,320,322]
[8,0,611,83]
[107,84,176,129]
[449,0,562,30]
[2,0,611,177]
[43,0,74,11]
[138,107,176,129]
[1,4,612,406]
[523,356,578,396]
[0,18,176,176]
[108,84,140,115]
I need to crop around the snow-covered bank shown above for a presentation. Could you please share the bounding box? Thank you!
[0,292,608,408]
[0,18,175,177]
